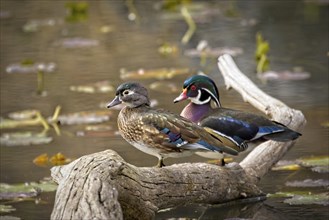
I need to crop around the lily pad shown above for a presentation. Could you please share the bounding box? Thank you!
[0,132,52,147]
[149,81,180,94]
[22,18,63,32]
[54,37,99,48]
[70,80,114,94]
[284,193,329,206]
[54,110,112,125]
[0,205,16,214]
[120,68,193,80]
[285,179,329,188]
[0,178,57,200]
[6,62,56,74]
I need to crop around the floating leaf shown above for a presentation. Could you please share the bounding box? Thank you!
[258,70,311,81]
[185,46,243,57]
[297,156,329,167]
[285,179,329,188]
[0,132,52,147]
[311,166,329,173]
[54,110,112,125]
[6,62,56,74]
[7,109,39,120]
[149,81,180,94]
[284,193,329,206]
[0,205,16,214]
[65,2,89,22]
[0,215,21,220]
[54,37,99,48]
[120,68,193,80]
[268,191,311,198]
[50,153,71,166]
[33,154,49,167]
[0,178,57,200]
[272,160,301,171]
[22,18,63,32]
[70,80,114,94]
[158,42,178,56]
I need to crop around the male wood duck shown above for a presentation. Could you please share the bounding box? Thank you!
[107,82,240,167]
[174,75,301,153]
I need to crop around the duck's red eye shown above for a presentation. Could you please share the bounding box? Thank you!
[190,85,197,91]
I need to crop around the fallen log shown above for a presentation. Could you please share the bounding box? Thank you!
[50,54,306,219]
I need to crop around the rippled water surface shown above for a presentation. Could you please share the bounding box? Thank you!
[0,1,328,219]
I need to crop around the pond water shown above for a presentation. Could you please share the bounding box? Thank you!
[0,1,328,219]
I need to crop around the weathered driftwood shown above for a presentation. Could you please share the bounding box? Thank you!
[217,54,306,183]
[50,54,306,220]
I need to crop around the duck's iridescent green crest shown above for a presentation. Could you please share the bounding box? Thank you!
[175,74,301,156]
[174,75,221,107]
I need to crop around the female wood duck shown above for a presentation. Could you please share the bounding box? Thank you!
[107,82,240,167]
[174,75,301,153]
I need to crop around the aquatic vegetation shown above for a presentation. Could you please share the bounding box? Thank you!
[125,0,140,23]
[0,178,57,200]
[269,191,329,206]
[240,18,258,27]
[1,106,61,132]
[55,110,112,125]
[120,68,193,80]
[255,32,270,74]
[54,37,99,48]
[65,2,89,22]
[0,132,53,147]
[22,18,63,32]
[284,193,329,206]
[0,205,16,214]
[258,69,311,81]
[181,6,196,44]
[76,125,119,137]
[158,42,179,56]
[33,153,72,167]
[298,156,329,167]
[149,81,180,94]
[285,179,329,188]
[50,153,72,166]
[70,80,114,94]
[6,62,56,74]
[184,40,243,58]
[273,156,329,173]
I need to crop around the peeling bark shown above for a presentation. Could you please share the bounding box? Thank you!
[50,55,306,219]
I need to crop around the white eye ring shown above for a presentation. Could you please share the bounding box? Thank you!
[123,90,130,95]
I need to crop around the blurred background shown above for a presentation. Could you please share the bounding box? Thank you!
[0,0,328,219]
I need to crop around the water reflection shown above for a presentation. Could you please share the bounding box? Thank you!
[0,0,328,219]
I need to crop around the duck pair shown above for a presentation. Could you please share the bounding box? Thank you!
[107,75,301,167]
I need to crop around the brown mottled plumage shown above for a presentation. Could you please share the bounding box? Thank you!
[107,82,239,167]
